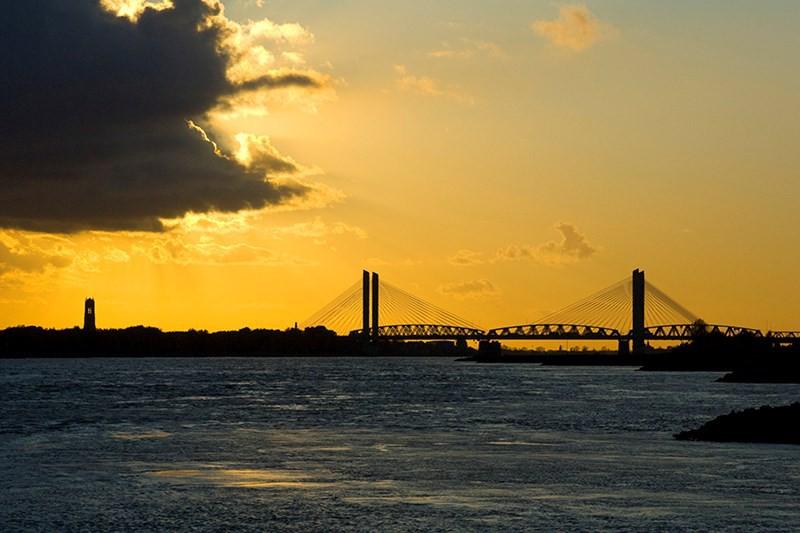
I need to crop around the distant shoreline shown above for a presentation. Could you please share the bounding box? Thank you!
[0,325,471,358]
[4,327,800,385]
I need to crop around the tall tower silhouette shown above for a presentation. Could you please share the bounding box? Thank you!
[362,270,370,340]
[371,272,380,341]
[84,298,96,332]
[631,269,645,353]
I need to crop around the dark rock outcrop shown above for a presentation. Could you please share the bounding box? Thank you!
[718,363,800,384]
[675,403,800,444]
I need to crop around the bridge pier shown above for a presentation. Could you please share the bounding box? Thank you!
[618,338,630,355]
[455,337,468,353]
[478,340,501,359]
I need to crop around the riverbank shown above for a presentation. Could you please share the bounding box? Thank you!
[0,326,472,358]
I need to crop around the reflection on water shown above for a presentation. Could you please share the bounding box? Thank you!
[0,357,799,531]
[111,430,172,440]
[149,468,329,489]
[488,440,554,447]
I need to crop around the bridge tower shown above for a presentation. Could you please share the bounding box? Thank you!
[362,270,370,341]
[631,269,645,353]
[83,297,96,332]
[371,272,380,341]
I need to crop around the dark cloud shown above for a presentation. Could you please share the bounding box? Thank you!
[0,0,320,232]
[234,72,323,92]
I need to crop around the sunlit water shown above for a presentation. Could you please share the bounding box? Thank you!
[1,357,798,531]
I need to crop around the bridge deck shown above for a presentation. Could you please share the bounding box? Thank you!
[350,324,485,340]
[349,322,785,342]
[486,324,621,340]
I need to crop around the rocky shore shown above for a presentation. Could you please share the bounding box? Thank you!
[718,363,800,384]
[675,403,800,444]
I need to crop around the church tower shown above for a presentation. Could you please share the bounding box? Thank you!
[84,298,96,332]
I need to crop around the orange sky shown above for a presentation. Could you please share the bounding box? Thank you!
[1,1,799,334]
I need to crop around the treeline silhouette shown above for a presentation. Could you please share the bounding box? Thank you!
[642,328,769,371]
[640,320,800,382]
[0,326,470,358]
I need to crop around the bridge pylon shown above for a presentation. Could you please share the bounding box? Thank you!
[362,270,370,341]
[632,269,646,354]
[371,272,380,342]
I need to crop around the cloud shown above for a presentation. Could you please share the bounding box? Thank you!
[449,223,598,267]
[0,0,330,233]
[211,80,337,120]
[428,39,506,60]
[128,214,362,266]
[233,133,301,176]
[99,0,173,21]
[211,8,334,119]
[162,211,257,234]
[268,218,367,242]
[365,257,422,268]
[0,241,73,275]
[531,5,612,52]
[177,242,310,266]
[0,231,130,283]
[496,223,597,264]
[394,65,444,96]
[394,65,474,105]
[438,279,500,300]
[538,223,597,261]
[135,238,309,267]
[218,16,317,85]
[448,249,486,266]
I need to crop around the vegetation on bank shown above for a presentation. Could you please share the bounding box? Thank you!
[0,326,471,357]
[638,323,800,381]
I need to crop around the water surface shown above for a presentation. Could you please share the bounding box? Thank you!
[1,357,798,531]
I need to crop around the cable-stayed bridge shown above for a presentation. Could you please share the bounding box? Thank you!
[301,270,797,353]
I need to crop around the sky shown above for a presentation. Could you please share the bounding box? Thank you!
[1,0,799,333]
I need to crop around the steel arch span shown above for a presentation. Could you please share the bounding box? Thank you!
[486,324,621,340]
[643,324,763,341]
[767,330,800,340]
[350,324,485,340]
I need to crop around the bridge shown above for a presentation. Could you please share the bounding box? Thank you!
[301,269,799,353]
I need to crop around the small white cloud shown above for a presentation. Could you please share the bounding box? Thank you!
[269,217,367,243]
[429,39,506,60]
[495,223,598,265]
[394,65,474,105]
[439,279,500,300]
[531,5,613,52]
[448,249,486,266]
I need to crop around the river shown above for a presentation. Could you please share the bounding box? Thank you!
[1,357,798,531]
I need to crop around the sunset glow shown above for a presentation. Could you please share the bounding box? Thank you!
[2,1,799,334]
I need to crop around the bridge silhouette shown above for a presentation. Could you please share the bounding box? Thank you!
[302,270,798,353]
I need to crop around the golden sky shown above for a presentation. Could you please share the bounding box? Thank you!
[1,1,799,334]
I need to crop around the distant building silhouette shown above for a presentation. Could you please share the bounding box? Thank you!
[84,298,96,332]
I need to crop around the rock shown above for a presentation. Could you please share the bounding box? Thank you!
[675,403,800,444]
